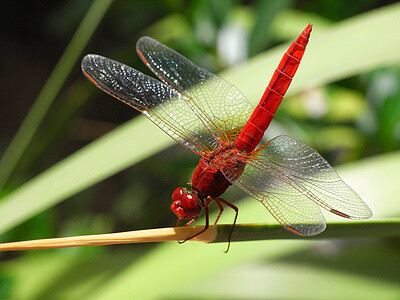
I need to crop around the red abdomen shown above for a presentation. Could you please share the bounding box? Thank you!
[235,24,312,153]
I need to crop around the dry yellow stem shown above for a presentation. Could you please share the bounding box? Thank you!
[0,225,218,251]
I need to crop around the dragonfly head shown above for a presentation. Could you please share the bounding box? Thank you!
[171,187,203,219]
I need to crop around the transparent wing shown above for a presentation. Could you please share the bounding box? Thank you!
[82,54,217,154]
[254,136,372,219]
[221,151,326,236]
[136,37,254,145]
[221,135,372,236]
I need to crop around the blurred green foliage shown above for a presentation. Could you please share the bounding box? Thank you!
[1,0,400,299]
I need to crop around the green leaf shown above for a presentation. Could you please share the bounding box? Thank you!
[1,251,138,299]
[0,118,169,234]
[0,0,114,189]
[248,0,292,56]
[224,2,400,102]
[185,254,400,299]
[183,238,400,299]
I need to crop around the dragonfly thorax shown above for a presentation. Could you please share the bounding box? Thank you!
[203,142,244,168]
[204,142,236,159]
[189,146,245,199]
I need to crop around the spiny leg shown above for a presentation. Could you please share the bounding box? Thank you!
[214,199,224,224]
[176,217,183,227]
[216,198,238,253]
[176,216,197,228]
[179,196,212,243]
[184,218,197,226]
[177,217,199,244]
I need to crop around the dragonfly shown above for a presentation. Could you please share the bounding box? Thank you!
[81,24,372,248]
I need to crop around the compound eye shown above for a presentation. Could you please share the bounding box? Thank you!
[180,193,203,217]
[172,187,184,201]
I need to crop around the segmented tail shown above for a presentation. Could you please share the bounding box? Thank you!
[235,24,312,153]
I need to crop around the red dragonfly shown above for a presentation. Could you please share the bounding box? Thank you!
[82,24,372,246]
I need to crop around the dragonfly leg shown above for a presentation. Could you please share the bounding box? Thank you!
[176,216,197,228]
[177,217,197,243]
[176,218,182,227]
[179,197,211,244]
[216,198,238,253]
[184,218,197,226]
[214,198,225,225]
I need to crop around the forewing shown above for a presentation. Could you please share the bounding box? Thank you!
[82,54,215,154]
[136,37,254,144]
